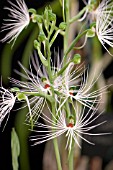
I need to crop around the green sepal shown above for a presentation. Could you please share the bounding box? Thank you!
[17,92,26,101]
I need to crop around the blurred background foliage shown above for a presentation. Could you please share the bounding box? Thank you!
[0,0,113,170]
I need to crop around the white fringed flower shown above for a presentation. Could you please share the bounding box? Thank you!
[10,52,64,123]
[0,86,16,125]
[31,103,107,150]
[80,0,113,55]
[60,68,109,109]
[10,61,49,123]
[1,0,30,44]
[94,0,113,55]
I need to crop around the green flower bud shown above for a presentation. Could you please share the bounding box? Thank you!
[72,54,81,64]
[34,40,40,49]
[43,7,56,22]
[59,22,67,30]
[37,15,43,23]
[31,14,42,23]
[86,27,95,38]
[48,10,56,21]
[38,32,46,42]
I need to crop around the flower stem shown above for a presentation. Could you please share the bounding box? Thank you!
[45,38,62,170]
[53,138,62,170]
[52,101,62,170]
[63,1,74,170]
[64,29,88,59]
[69,142,74,170]
[64,0,70,56]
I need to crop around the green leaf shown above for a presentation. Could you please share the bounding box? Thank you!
[11,128,20,170]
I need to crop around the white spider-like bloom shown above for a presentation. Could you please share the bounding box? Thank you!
[1,0,30,44]
[10,59,49,123]
[0,86,16,125]
[60,68,109,109]
[95,0,113,55]
[31,103,108,150]
[10,52,65,123]
[79,0,113,55]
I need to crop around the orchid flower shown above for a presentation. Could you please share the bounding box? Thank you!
[10,59,49,123]
[60,67,109,109]
[10,52,65,123]
[1,0,30,45]
[31,102,108,151]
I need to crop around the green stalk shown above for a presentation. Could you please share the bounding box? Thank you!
[63,1,74,169]
[49,22,65,35]
[50,30,61,47]
[53,138,62,170]
[65,100,71,117]
[64,0,70,56]
[22,91,53,103]
[64,29,88,59]
[52,101,62,170]
[45,38,62,170]
[68,141,74,170]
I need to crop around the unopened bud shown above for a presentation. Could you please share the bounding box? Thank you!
[59,22,67,30]
[86,27,95,38]
[72,54,81,64]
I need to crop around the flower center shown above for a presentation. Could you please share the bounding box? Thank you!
[44,84,50,89]
[69,92,73,96]
[67,123,74,128]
